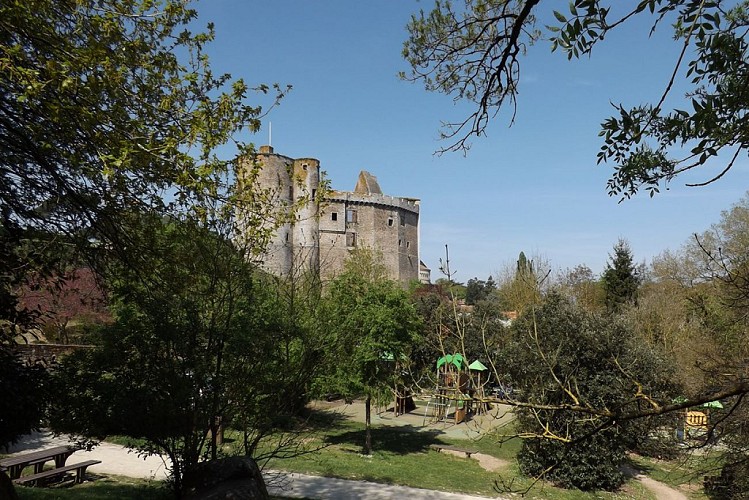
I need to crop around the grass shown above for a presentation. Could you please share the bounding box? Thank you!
[102,435,149,449]
[12,406,714,499]
[244,406,672,500]
[14,474,170,500]
[629,451,717,500]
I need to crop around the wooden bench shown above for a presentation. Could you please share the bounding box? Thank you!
[0,446,77,480]
[13,460,101,487]
[429,444,479,458]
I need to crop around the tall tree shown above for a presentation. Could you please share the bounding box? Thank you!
[677,195,749,496]
[559,264,604,313]
[465,276,496,305]
[321,249,422,455]
[0,0,286,332]
[50,214,255,494]
[19,267,109,344]
[1,0,286,449]
[402,1,749,196]
[601,239,640,313]
[497,251,547,313]
[49,204,315,496]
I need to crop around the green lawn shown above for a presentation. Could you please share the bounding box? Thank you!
[14,474,170,500]
[629,452,717,500]
[17,406,711,500]
[241,407,681,500]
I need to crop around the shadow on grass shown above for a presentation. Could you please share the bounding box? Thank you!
[325,425,446,455]
[15,477,171,500]
[302,408,352,431]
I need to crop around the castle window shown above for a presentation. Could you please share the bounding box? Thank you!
[288,186,293,198]
[406,241,410,249]
[398,239,402,247]
[388,218,394,227]
[312,189,317,200]
[346,232,357,247]
[331,212,338,221]
[302,163,308,171]
[400,214,406,226]
[346,209,358,224]
[285,232,289,243]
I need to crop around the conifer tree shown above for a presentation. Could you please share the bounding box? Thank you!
[601,239,640,313]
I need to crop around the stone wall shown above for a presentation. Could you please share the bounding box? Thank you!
[241,147,420,285]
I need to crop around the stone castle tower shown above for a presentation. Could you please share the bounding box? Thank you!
[240,145,420,284]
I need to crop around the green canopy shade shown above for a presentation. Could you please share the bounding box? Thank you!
[468,360,488,371]
[436,353,464,370]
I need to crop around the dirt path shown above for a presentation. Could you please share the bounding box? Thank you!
[440,449,508,472]
[622,464,688,500]
[473,453,509,472]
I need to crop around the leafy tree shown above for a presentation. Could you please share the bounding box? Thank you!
[2,0,286,451]
[410,283,451,378]
[674,195,749,495]
[224,269,327,464]
[49,213,302,496]
[18,267,109,344]
[0,348,48,448]
[412,280,507,384]
[1,0,282,235]
[559,264,604,313]
[500,294,679,490]
[496,251,548,313]
[465,276,497,305]
[460,298,508,364]
[434,277,467,300]
[321,249,422,455]
[601,196,749,494]
[0,0,285,334]
[402,1,749,196]
[601,239,640,313]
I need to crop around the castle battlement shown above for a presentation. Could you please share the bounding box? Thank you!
[326,191,420,214]
[240,147,420,284]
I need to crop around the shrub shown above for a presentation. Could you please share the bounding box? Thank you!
[500,294,679,491]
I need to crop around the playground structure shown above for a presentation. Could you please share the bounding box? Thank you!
[422,353,491,425]
[375,351,417,418]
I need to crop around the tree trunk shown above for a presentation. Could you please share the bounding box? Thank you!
[210,418,218,460]
[365,394,372,455]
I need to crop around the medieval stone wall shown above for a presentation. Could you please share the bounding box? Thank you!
[242,146,419,285]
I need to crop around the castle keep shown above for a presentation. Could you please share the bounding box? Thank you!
[244,145,420,284]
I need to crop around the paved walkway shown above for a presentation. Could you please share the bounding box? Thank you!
[266,471,502,499]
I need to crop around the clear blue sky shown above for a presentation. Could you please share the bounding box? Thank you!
[195,0,749,283]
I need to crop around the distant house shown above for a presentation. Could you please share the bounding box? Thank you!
[419,261,431,284]
[499,311,518,327]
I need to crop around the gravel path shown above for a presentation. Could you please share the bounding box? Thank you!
[3,431,168,480]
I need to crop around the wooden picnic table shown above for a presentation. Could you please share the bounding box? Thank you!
[0,446,77,480]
